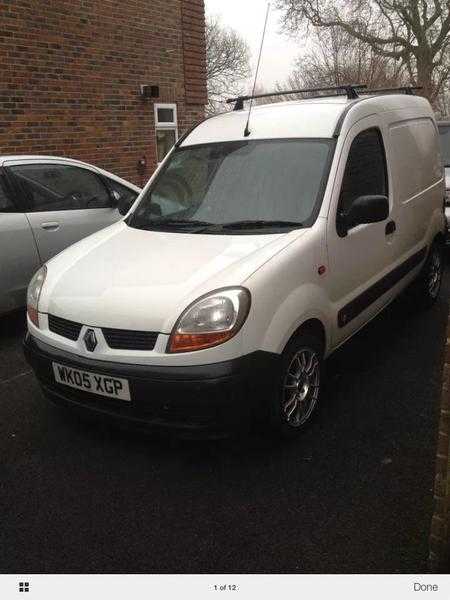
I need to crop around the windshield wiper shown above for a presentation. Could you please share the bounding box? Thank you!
[134,218,214,231]
[132,218,304,233]
[211,220,304,230]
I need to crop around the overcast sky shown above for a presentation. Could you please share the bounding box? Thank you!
[204,0,301,93]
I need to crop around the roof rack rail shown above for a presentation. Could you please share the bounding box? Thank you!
[363,85,423,96]
[226,84,367,111]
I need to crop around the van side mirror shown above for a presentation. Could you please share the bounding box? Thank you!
[338,195,389,236]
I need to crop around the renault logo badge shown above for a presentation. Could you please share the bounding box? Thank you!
[84,329,97,352]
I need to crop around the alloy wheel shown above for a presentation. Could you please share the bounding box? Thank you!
[428,247,442,299]
[282,348,320,427]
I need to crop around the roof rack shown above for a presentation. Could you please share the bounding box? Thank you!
[226,84,367,111]
[226,84,424,111]
[363,85,423,96]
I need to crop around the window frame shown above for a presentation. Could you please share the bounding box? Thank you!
[5,162,114,213]
[336,126,389,237]
[154,103,178,164]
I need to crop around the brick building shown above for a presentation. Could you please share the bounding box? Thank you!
[0,0,207,185]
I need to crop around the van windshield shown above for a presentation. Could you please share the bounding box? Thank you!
[128,139,334,233]
[439,124,450,166]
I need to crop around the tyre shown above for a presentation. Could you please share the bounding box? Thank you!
[411,242,444,309]
[269,331,323,438]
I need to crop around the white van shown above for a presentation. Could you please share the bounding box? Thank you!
[24,87,446,437]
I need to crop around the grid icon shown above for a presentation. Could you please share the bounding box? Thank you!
[19,582,30,592]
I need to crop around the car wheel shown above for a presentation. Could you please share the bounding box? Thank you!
[270,332,323,438]
[412,242,444,309]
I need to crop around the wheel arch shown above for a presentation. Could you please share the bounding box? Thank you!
[433,230,445,248]
[283,318,327,357]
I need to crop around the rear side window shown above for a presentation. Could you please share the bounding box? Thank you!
[338,128,388,216]
[8,164,111,212]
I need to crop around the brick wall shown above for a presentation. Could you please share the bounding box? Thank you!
[0,0,207,186]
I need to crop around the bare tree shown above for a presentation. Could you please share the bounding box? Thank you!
[276,0,450,103]
[436,80,450,116]
[206,16,251,114]
[284,26,405,94]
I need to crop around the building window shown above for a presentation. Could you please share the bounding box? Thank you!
[154,103,178,163]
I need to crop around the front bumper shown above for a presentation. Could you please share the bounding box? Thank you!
[23,333,280,436]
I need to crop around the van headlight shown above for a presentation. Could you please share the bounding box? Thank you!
[168,287,251,353]
[27,266,47,328]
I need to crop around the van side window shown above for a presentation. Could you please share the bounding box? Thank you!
[338,128,388,228]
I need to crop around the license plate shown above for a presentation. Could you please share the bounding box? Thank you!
[52,362,131,401]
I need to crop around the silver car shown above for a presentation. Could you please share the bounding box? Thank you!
[0,156,140,315]
[438,121,450,241]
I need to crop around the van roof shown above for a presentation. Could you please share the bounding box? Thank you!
[181,93,433,147]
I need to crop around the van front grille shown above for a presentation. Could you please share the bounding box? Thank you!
[48,314,82,341]
[47,314,158,351]
[102,327,158,351]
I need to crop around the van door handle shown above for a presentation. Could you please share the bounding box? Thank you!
[385,220,396,235]
[41,222,60,231]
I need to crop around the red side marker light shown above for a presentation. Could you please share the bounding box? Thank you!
[318,265,326,276]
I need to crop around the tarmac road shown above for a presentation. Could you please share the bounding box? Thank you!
[1,268,449,573]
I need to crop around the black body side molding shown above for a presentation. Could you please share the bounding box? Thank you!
[338,246,427,328]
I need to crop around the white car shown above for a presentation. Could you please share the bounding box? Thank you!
[24,87,445,437]
[0,155,140,315]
